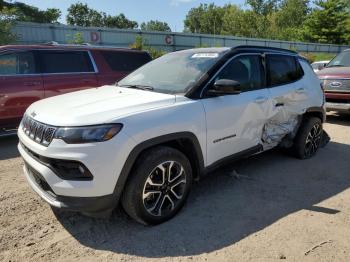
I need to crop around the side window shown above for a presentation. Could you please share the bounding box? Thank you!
[39,51,94,74]
[267,55,304,86]
[215,55,264,92]
[0,52,36,75]
[101,51,151,72]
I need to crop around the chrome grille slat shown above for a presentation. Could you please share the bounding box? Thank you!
[21,115,56,146]
[323,79,350,93]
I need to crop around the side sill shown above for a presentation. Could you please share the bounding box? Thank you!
[203,144,263,175]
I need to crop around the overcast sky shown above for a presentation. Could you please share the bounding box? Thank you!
[18,0,247,31]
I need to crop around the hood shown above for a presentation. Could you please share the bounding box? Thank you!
[317,66,350,79]
[26,85,176,126]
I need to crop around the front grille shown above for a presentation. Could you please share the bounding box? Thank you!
[22,115,57,146]
[24,161,55,195]
[323,79,350,93]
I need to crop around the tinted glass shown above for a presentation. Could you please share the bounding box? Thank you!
[0,52,36,75]
[101,51,151,72]
[214,55,264,92]
[118,51,223,94]
[39,51,94,73]
[267,55,303,86]
[327,51,350,67]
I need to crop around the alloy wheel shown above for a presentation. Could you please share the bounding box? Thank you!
[304,123,322,157]
[142,161,187,217]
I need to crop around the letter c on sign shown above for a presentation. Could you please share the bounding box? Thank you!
[165,35,173,45]
[91,32,100,42]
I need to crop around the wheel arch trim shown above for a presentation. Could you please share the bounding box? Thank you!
[112,132,205,206]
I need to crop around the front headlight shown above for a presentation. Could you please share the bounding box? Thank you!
[54,124,123,144]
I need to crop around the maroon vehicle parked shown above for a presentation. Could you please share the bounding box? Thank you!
[0,44,152,135]
[317,49,350,113]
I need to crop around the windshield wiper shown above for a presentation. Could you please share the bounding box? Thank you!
[118,84,154,91]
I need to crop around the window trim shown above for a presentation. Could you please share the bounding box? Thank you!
[266,53,304,88]
[200,53,265,98]
[0,49,98,77]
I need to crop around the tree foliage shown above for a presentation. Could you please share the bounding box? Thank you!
[184,0,350,45]
[140,20,171,32]
[302,0,350,44]
[66,2,137,29]
[1,1,61,23]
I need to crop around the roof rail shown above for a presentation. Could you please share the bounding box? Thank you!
[232,45,298,54]
[39,42,134,50]
[43,41,59,45]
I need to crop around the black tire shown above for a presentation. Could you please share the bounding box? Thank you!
[121,146,193,225]
[292,116,323,159]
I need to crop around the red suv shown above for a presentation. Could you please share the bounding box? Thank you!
[0,44,152,135]
[317,49,350,113]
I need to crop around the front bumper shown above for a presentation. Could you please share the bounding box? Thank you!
[17,123,136,213]
[326,102,350,113]
[22,160,116,213]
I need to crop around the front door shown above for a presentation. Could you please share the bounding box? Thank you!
[0,51,43,129]
[201,54,271,166]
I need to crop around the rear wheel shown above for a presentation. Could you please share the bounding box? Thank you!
[292,117,323,159]
[121,146,192,225]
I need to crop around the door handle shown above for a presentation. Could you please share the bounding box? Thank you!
[296,87,305,93]
[254,96,268,103]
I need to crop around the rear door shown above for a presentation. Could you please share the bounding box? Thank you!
[37,50,99,98]
[266,54,306,116]
[262,54,306,146]
[0,50,43,129]
[201,54,271,166]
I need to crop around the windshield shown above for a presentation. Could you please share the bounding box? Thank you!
[327,51,350,67]
[118,51,223,94]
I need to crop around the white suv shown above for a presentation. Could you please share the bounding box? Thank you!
[18,46,326,225]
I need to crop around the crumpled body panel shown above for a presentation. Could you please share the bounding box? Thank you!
[260,95,305,150]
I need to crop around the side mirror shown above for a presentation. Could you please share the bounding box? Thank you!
[207,79,241,96]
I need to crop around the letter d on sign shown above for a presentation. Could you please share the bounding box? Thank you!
[91,32,100,43]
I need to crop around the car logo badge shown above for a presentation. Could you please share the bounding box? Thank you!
[330,81,342,87]
[31,111,37,118]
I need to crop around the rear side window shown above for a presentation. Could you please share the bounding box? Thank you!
[39,51,94,74]
[267,55,304,86]
[0,52,36,75]
[101,51,151,72]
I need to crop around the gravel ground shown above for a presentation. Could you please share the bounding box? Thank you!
[0,113,349,262]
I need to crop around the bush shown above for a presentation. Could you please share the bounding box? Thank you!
[129,35,166,59]
[66,32,84,44]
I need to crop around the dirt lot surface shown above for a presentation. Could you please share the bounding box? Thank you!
[0,113,350,262]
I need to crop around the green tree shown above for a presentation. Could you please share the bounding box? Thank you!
[221,5,261,38]
[66,2,138,29]
[140,20,171,32]
[2,1,61,23]
[184,3,225,34]
[302,0,350,44]
[66,3,94,26]
[272,0,309,40]
[103,13,138,29]
[0,5,16,44]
